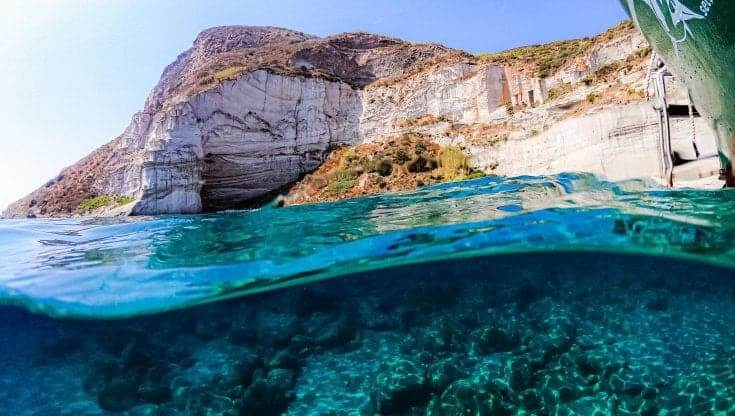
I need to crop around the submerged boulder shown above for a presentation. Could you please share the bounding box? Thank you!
[97,376,140,412]
[137,381,172,404]
[240,369,297,415]
[471,326,520,355]
[429,357,467,393]
[371,358,430,414]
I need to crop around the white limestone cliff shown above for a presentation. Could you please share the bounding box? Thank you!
[3,24,720,218]
[115,70,362,215]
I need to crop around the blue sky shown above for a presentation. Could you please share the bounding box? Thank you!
[0,0,627,210]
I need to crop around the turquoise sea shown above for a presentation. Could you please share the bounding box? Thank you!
[1,173,734,415]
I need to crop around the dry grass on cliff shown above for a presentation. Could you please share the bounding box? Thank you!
[399,114,452,128]
[477,20,636,78]
[479,39,594,78]
[445,122,512,146]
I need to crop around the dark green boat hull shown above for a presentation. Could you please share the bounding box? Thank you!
[619,0,735,184]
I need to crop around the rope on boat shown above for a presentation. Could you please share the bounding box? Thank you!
[688,94,701,159]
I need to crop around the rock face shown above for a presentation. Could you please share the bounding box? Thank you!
[4,26,469,217]
[3,23,719,217]
[469,102,718,180]
[126,71,363,214]
[360,64,509,141]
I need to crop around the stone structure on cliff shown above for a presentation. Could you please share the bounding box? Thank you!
[3,23,719,217]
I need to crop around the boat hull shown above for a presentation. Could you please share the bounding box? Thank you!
[619,0,735,184]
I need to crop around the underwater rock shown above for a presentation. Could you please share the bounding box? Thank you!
[362,312,399,331]
[268,350,301,371]
[537,364,591,407]
[428,377,516,416]
[471,326,519,355]
[97,376,140,412]
[429,357,467,393]
[257,311,302,348]
[170,384,239,415]
[505,356,534,391]
[527,321,576,366]
[608,373,645,396]
[164,345,193,368]
[39,333,82,359]
[267,368,297,390]
[575,348,626,379]
[513,282,545,310]
[240,369,296,416]
[416,317,458,354]
[96,327,145,355]
[552,394,618,415]
[617,394,658,415]
[195,317,230,341]
[229,326,256,346]
[137,381,172,404]
[315,314,359,349]
[286,334,315,357]
[398,308,421,331]
[427,379,485,416]
[84,355,124,395]
[129,404,162,416]
[371,358,430,414]
[120,339,155,370]
[233,352,265,387]
[663,349,735,414]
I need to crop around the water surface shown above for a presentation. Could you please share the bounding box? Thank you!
[0,173,733,318]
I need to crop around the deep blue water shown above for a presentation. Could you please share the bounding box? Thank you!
[0,173,734,415]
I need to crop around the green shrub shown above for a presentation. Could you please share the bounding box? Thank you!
[437,146,470,180]
[78,196,111,211]
[407,154,438,173]
[586,93,600,103]
[415,140,428,155]
[78,195,135,212]
[114,195,135,206]
[376,158,393,177]
[464,171,487,180]
[546,83,573,101]
[593,62,622,80]
[393,148,411,165]
[326,169,357,196]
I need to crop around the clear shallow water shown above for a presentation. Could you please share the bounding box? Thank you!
[0,173,734,318]
[1,173,735,415]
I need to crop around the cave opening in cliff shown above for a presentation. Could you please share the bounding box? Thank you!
[200,152,259,212]
[199,150,298,212]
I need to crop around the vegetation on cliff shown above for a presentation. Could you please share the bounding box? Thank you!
[478,21,636,78]
[77,195,135,213]
[286,134,485,204]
